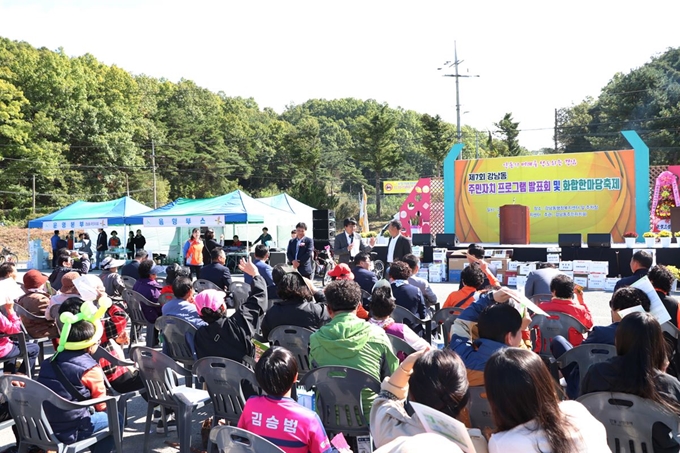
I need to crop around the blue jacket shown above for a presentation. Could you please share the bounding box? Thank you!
[614,268,648,291]
[200,263,232,290]
[287,236,314,278]
[391,281,427,319]
[353,266,377,295]
[450,335,507,386]
[162,298,208,329]
[583,322,618,346]
[121,260,140,280]
[37,351,98,443]
[244,259,275,288]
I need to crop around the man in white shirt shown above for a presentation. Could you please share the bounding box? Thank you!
[386,220,412,265]
[334,218,375,264]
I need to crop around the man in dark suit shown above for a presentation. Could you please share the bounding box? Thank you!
[287,222,314,278]
[200,248,233,291]
[614,250,652,291]
[524,263,562,299]
[389,261,427,319]
[334,218,376,265]
[386,219,411,265]
[352,252,378,295]
[121,249,148,280]
[95,228,108,270]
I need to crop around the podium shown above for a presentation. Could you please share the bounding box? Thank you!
[500,205,530,244]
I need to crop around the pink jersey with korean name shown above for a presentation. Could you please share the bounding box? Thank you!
[238,395,332,453]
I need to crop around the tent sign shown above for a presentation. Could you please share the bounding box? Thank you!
[143,216,225,227]
[43,219,108,230]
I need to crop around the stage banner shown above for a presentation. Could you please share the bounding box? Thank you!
[143,216,226,227]
[454,150,636,243]
[383,180,418,194]
[43,219,108,230]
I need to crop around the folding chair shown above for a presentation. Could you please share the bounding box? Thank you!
[158,293,173,306]
[300,366,380,437]
[392,305,432,344]
[268,325,314,378]
[433,307,464,346]
[132,347,211,453]
[0,374,122,453]
[209,425,284,453]
[386,333,416,362]
[194,357,261,453]
[121,275,136,289]
[122,288,159,353]
[529,311,588,356]
[578,391,680,453]
[531,293,553,304]
[230,282,251,312]
[12,303,52,365]
[0,332,32,378]
[154,316,198,383]
[193,279,221,293]
[556,343,617,390]
[91,346,146,426]
[468,386,496,432]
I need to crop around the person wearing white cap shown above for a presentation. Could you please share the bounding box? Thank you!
[99,256,126,298]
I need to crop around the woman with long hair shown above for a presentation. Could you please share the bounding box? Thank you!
[485,348,608,453]
[582,311,680,452]
[370,348,470,449]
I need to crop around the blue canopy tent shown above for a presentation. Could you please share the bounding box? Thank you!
[28,196,152,229]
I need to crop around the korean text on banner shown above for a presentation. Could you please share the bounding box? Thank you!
[143,216,226,227]
[43,219,108,230]
[383,180,418,194]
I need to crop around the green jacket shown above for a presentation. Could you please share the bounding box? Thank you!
[309,312,399,415]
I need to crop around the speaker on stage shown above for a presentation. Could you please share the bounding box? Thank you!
[558,233,582,247]
[587,233,611,248]
[312,209,336,242]
[422,246,434,263]
[435,234,458,247]
[412,233,434,246]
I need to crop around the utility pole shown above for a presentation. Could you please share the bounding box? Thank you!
[439,42,479,156]
[125,174,130,197]
[151,140,157,209]
[32,175,36,214]
[554,108,559,153]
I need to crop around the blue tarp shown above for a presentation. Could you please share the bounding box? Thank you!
[28,196,152,228]
[126,190,293,225]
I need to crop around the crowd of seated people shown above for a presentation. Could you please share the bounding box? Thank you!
[5,250,680,453]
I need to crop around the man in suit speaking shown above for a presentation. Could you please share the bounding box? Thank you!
[287,222,315,278]
[386,219,412,265]
[334,218,376,265]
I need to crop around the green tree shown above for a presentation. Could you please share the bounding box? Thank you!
[420,113,455,176]
[494,113,521,156]
[350,105,400,217]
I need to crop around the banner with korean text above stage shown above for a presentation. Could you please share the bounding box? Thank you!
[143,215,226,228]
[454,150,636,243]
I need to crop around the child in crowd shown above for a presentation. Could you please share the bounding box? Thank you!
[0,294,39,375]
[238,346,334,453]
[37,296,119,453]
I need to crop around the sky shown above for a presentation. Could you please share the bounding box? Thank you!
[2,0,680,151]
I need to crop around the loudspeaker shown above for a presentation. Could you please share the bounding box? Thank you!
[558,233,582,247]
[587,233,612,248]
[412,233,434,246]
[435,234,458,247]
[313,209,335,220]
[313,209,336,241]
[422,246,434,263]
[314,239,335,251]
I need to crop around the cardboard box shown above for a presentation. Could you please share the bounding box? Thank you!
[562,271,574,279]
[572,260,591,274]
[588,274,606,290]
[559,261,573,271]
[433,248,447,262]
[605,278,620,291]
[507,276,517,287]
[449,270,462,283]
[448,258,468,271]
[547,253,560,264]
[588,261,609,274]
[412,246,423,259]
[518,263,535,275]
[516,276,528,288]
[574,276,588,287]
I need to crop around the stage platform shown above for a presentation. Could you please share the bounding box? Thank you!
[372,242,680,279]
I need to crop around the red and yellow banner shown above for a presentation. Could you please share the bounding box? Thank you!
[454,150,636,243]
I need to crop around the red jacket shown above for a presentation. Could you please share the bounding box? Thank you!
[538,298,593,346]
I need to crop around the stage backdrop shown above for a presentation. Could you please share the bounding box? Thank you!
[454,150,636,243]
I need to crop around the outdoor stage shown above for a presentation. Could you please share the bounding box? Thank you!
[372,243,680,279]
